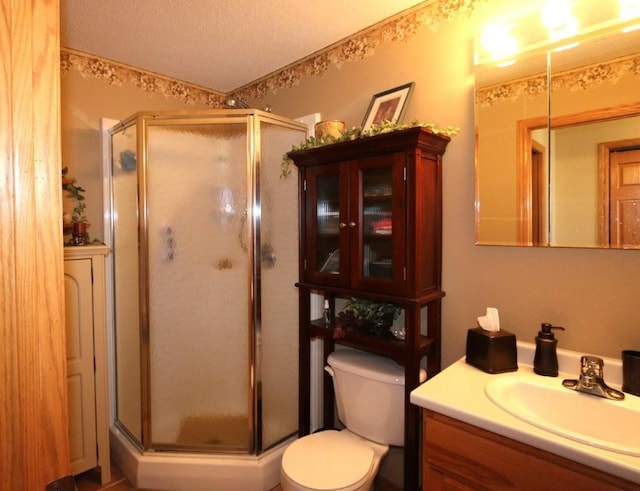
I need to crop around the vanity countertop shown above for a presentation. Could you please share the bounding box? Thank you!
[410,342,640,485]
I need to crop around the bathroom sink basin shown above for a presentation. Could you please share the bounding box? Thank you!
[485,376,640,456]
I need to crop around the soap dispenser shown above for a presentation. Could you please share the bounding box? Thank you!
[533,323,565,377]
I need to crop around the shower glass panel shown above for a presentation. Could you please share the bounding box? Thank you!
[258,121,300,449]
[111,123,142,444]
[109,110,306,454]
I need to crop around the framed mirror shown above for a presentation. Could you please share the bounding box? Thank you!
[475,9,640,248]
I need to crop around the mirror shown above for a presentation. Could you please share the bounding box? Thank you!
[475,14,640,248]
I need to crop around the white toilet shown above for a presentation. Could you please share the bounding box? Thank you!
[281,349,425,491]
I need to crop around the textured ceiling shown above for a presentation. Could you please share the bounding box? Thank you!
[60,0,428,93]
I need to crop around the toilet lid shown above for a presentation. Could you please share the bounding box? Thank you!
[282,430,374,490]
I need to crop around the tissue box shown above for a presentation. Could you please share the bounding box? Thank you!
[466,327,518,374]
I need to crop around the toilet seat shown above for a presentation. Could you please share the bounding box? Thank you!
[281,430,375,490]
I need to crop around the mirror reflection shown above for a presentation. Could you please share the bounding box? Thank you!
[475,8,640,248]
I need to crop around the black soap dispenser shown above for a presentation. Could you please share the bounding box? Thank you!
[533,323,565,377]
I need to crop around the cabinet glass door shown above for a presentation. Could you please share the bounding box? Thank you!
[352,154,405,291]
[304,164,347,285]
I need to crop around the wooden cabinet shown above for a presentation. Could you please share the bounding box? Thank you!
[422,410,638,491]
[291,127,450,491]
[64,245,111,484]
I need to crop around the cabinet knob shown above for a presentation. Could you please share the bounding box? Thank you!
[339,222,347,228]
[349,222,356,228]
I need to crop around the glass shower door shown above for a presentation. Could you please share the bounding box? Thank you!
[145,121,251,451]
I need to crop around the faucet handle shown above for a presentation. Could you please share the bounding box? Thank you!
[580,356,604,386]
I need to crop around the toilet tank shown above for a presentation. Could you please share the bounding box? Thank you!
[326,349,426,446]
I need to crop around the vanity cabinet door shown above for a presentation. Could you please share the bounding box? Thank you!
[423,410,638,491]
[64,258,98,476]
[64,245,111,484]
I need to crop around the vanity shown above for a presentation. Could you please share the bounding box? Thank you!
[410,343,640,490]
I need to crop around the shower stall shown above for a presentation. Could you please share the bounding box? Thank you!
[106,110,307,489]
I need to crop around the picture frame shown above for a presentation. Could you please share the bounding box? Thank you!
[361,82,415,131]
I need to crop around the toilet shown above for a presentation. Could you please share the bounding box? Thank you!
[281,349,426,491]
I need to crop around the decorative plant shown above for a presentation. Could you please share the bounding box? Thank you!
[282,119,460,178]
[62,167,87,223]
[333,297,402,339]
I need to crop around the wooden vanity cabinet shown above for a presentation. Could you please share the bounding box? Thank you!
[291,127,450,491]
[422,410,637,491]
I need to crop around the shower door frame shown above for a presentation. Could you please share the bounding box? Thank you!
[107,110,307,455]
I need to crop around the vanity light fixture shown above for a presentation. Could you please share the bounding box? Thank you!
[619,0,640,30]
[479,23,518,64]
[541,0,578,41]
[619,0,640,20]
[476,0,640,66]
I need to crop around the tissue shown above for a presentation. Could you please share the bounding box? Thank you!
[477,307,500,332]
[467,306,517,373]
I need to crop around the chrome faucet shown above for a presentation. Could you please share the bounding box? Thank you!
[562,356,625,400]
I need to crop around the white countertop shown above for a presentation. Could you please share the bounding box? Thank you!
[410,342,640,484]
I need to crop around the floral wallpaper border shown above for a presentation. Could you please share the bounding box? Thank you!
[476,52,640,107]
[60,49,228,107]
[61,0,485,107]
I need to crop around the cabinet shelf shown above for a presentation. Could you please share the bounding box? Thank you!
[296,282,445,305]
[307,319,434,364]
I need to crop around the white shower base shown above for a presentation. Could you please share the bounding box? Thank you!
[110,426,291,491]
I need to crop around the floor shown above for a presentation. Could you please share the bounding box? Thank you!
[74,464,398,491]
[74,465,283,491]
[74,467,146,491]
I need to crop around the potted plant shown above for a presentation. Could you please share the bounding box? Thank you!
[62,167,89,245]
[333,297,401,339]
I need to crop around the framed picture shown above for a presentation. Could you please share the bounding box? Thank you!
[361,82,415,131]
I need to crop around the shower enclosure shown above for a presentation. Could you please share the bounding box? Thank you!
[108,110,306,456]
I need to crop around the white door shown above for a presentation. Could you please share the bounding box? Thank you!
[64,258,97,474]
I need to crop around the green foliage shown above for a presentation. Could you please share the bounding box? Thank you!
[345,297,401,324]
[281,120,460,178]
[62,167,87,223]
[332,297,402,338]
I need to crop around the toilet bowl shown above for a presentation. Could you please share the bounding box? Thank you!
[280,429,388,491]
[280,349,425,491]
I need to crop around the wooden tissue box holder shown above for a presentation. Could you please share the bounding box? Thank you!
[466,327,518,374]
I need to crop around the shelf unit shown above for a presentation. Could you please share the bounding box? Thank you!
[290,127,450,491]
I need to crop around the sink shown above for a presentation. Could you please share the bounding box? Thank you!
[485,376,640,456]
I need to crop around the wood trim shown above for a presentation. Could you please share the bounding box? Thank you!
[474,125,480,244]
[1,1,69,489]
[551,102,640,128]
[516,116,547,245]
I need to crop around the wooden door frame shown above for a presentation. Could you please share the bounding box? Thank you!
[1,1,69,489]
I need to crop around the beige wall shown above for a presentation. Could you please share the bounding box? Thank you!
[61,70,211,234]
[61,10,640,369]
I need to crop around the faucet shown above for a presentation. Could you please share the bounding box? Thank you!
[562,356,625,400]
